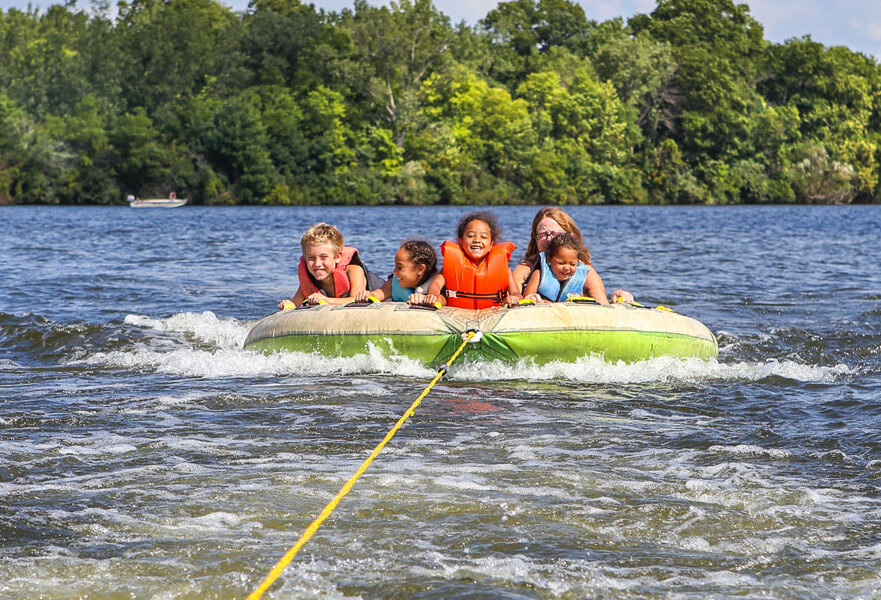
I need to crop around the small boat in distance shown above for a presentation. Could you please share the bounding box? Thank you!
[127,193,187,208]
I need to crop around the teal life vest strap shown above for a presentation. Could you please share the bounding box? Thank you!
[390,273,437,302]
[390,276,412,302]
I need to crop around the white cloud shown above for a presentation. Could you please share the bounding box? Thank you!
[578,0,654,22]
[748,0,881,58]
[744,0,822,40]
[305,0,495,24]
[867,21,881,43]
[310,0,881,58]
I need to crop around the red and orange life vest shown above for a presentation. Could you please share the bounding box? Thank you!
[297,246,360,298]
[440,241,515,309]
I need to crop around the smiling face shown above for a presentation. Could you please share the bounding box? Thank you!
[459,219,493,263]
[303,243,340,282]
[535,217,566,253]
[548,246,580,282]
[393,247,426,289]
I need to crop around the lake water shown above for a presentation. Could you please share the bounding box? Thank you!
[1,205,880,599]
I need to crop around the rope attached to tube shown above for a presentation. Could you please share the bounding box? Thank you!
[247,330,477,600]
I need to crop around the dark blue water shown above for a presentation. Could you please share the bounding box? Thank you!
[1,205,880,599]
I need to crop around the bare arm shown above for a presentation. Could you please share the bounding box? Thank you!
[409,274,445,306]
[353,278,392,303]
[312,266,368,305]
[584,268,609,304]
[317,264,371,305]
[505,271,522,306]
[522,269,542,301]
[346,264,367,295]
[610,289,634,303]
[511,261,532,293]
[317,296,352,305]
[279,287,306,309]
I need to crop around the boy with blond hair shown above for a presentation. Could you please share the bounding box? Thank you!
[279,223,378,308]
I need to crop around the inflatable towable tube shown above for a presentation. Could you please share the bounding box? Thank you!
[243,302,718,365]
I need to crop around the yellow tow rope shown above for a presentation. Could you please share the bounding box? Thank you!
[247,330,477,600]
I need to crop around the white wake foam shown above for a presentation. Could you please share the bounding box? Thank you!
[124,311,246,349]
[78,312,854,383]
[450,355,853,384]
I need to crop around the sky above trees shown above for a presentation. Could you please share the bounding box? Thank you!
[306,0,881,60]
[1,0,878,61]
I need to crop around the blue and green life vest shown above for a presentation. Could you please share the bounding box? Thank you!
[536,252,590,302]
[390,274,436,301]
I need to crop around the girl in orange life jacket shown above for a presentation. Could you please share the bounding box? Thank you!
[278,223,376,308]
[352,240,438,303]
[411,211,522,309]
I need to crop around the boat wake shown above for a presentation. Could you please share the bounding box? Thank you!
[63,311,856,385]
[452,354,851,384]
[78,312,434,379]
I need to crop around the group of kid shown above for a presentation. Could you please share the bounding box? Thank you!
[279,210,619,311]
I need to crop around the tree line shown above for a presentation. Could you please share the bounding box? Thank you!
[1,0,879,205]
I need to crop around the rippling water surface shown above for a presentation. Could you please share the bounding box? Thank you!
[2,205,880,599]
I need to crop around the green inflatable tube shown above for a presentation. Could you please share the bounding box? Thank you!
[243,301,718,365]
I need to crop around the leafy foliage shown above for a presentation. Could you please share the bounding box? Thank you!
[0,0,879,204]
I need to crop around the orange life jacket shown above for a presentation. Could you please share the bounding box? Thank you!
[297,246,360,298]
[440,241,516,309]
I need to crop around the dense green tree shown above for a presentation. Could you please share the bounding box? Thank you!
[1,0,880,204]
[590,22,679,146]
[480,0,594,89]
[239,0,334,91]
[631,0,767,160]
[0,92,26,201]
[411,65,535,202]
[340,0,453,148]
[204,95,275,203]
[115,0,238,111]
[0,92,70,203]
[517,66,642,202]
[0,5,94,116]
[110,107,185,197]
[42,95,117,204]
[759,38,879,201]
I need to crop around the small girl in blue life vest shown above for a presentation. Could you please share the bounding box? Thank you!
[353,240,438,303]
[522,232,611,303]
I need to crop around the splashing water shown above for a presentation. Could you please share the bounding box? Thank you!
[3,205,881,599]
